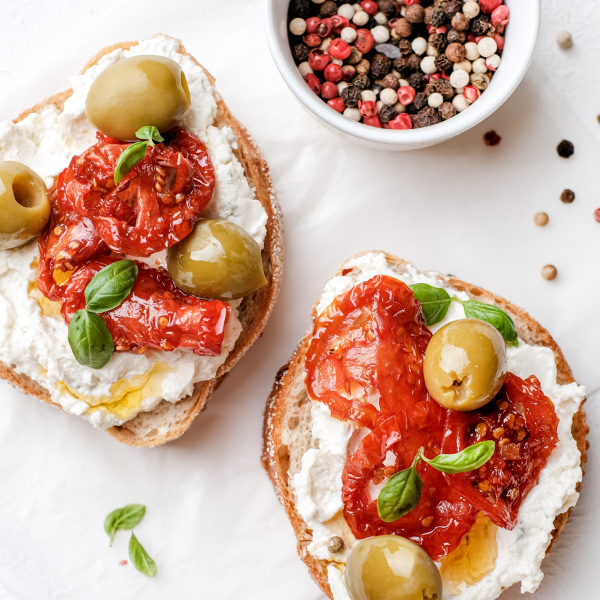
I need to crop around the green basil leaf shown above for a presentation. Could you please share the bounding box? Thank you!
[85,260,138,313]
[114,141,147,184]
[422,440,495,474]
[67,310,114,369]
[461,299,519,346]
[136,125,164,147]
[104,504,146,547]
[409,283,452,326]
[129,533,157,577]
[377,464,423,523]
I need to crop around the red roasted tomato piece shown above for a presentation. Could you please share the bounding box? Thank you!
[60,257,230,357]
[342,415,478,560]
[60,128,215,257]
[441,373,559,529]
[305,276,432,429]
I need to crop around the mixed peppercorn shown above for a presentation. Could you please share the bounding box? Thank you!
[288,0,509,129]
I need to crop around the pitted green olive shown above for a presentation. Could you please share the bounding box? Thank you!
[424,319,507,412]
[345,535,443,600]
[167,219,267,301]
[85,55,192,141]
[0,161,50,249]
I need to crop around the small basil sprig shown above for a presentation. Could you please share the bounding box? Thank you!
[129,533,157,577]
[67,260,138,369]
[409,283,518,346]
[377,441,495,523]
[114,126,164,184]
[104,504,146,547]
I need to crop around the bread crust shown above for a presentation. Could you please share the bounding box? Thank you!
[262,251,588,599]
[0,37,283,447]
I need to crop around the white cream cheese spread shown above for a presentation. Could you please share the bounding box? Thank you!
[292,252,585,600]
[0,35,268,429]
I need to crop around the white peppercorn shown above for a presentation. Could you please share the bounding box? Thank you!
[343,107,362,121]
[478,37,497,58]
[394,101,407,114]
[462,1,480,19]
[372,25,391,44]
[541,265,557,281]
[450,68,469,89]
[464,42,480,61]
[312,0,326,4]
[289,18,307,36]
[428,92,444,108]
[337,81,349,94]
[452,93,469,112]
[534,212,549,227]
[412,37,428,55]
[353,10,370,26]
[380,88,398,105]
[486,54,501,70]
[374,12,388,25]
[472,57,488,73]
[320,37,333,51]
[361,89,377,103]
[556,31,573,50]
[352,3,363,13]
[426,44,439,57]
[298,62,314,77]
[420,56,438,74]
[337,3,355,20]
[341,27,358,43]
[453,59,472,73]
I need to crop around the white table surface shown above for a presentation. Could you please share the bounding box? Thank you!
[0,1,598,599]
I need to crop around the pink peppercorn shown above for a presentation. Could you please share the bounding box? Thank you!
[595,208,600,223]
[321,81,339,99]
[359,100,378,118]
[468,33,477,43]
[324,63,343,82]
[327,98,346,113]
[355,29,374,54]
[364,115,383,128]
[305,73,321,95]
[308,49,331,70]
[404,0,421,5]
[389,113,413,129]
[342,64,356,81]
[464,85,481,103]
[491,5,509,32]
[329,38,352,60]
[317,18,333,37]
[331,14,350,34]
[361,0,379,16]
[397,86,416,106]
[494,33,505,50]
[303,33,322,48]
[480,0,502,14]
[306,17,321,34]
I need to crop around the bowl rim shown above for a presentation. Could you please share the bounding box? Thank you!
[263,0,541,146]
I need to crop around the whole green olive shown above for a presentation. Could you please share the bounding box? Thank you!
[0,161,50,249]
[167,219,267,301]
[85,55,192,141]
[424,319,508,412]
[345,535,443,600]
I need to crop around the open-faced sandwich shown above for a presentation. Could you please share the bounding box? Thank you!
[0,35,283,447]
[263,251,587,600]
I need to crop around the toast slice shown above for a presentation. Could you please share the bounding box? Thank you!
[262,251,588,599]
[0,38,283,447]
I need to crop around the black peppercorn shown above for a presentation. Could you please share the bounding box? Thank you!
[319,1,337,18]
[439,101,457,120]
[292,43,311,62]
[352,73,371,90]
[428,32,448,53]
[346,46,364,65]
[407,53,421,71]
[446,29,466,44]
[557,140,574,158]
[379,105,398,124]
[371,54,392,79]
[398,39,413,55]
[425,7,446,27]
[379,0,399,18]
[393,56,410,74]
[483,130,502,146]
[415,106,440,127]
[471,15,492,36]
[560,189,576,203]
[424,82,437,96]
[413,92,429,111]
[435,78,454,99]
[382,73,400,90]
[410,114,421,128]
[289,0,311,19]
[408,72,426,91]
[341,85,361,108]
[434,54,453,73]
[444,0,462,19]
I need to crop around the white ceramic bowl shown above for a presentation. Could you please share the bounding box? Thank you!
[264,0,540,151]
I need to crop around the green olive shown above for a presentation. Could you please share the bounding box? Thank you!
[0,161,50,249]
[167,219,267,301]
[424,319,507,412]
[345,535,443,600]
[85,55,191,141]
